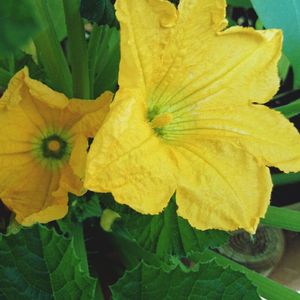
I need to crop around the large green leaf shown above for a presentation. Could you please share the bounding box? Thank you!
[251,0,300,87]
[0,225,96,300]
[0,0,41,56]
[111,262,260,300]
[104,196,229,261]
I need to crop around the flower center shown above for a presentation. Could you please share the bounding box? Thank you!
[47,140,61,152]
[42,135,68,160]
[151,113,173,129]
[32,131,72,170]
[148,107,173,137]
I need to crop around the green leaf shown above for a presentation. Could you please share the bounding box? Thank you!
[47,0,67,41]
[261,206,300,232]
[0,68,12,90]
[227,0,252,8]
[70,194,102,222]
[80,0,117,27]
[0,225,96,300]
[275,98,300,118]
[251,0,300,87]
[89,25,120,97]
[34,0,73,97]
[0,0,41,56]
[278,54,290,82]
[272,171,300,185]
[111,261,260,300]
[0,49,46,90]
[63,0,90,99]
[105,196,229,261]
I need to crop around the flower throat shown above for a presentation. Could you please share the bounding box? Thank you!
[41,134,68,160]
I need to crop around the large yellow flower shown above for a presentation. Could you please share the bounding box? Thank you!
[0,68,112,226]
[85,0,300,233]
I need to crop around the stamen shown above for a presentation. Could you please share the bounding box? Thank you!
[47,140,61,152]
[151,113,173,129]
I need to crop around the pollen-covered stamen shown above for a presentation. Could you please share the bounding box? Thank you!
[150,113,173,129]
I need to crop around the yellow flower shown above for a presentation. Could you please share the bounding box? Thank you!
[85,0,300,233]
[0,68,112,226]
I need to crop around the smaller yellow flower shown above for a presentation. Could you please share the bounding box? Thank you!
[0,68,112,226]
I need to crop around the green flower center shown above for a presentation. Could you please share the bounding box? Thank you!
[32,130,72,170]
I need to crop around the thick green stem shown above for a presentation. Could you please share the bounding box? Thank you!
[272,172,300,185]
[72,223,105,300]
[261,206,300,232]
[275,98,300,118]
[63,0,90,99]
[199,250,300,300]
[34,0,72,97]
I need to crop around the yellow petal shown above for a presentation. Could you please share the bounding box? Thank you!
[173,141,272,233]
[56,164,86,198]
[24,73,69,109]
[0,154,35,193]
[19,204,68,227]
[0,73,44,157]
[85,90,177,214]
[69,91,112,137]
[166,104,300,173]
[0,68,28,108]
[0,105,39,154]
[150,28,281,114]
[117,0,282,112]
[115,0,178,89]
[1,161,65,226]
[177,0,227,33]
[69,134,88,179]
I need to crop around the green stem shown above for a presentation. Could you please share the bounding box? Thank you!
[72,223,105,300]
[63,0,90,99]
[275,99,300,118]
[34,0,72,97]
[88,25,105,98]
[261,206,300,232]
[93,26,120,96]
[72,223,89,273]
[95,282,105,300]
[0,68,12,88]
[272,172,300,185]
[200,250,300,300]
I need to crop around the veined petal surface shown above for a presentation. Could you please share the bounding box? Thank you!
[173,141,272,233]
[85,90,177,214]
